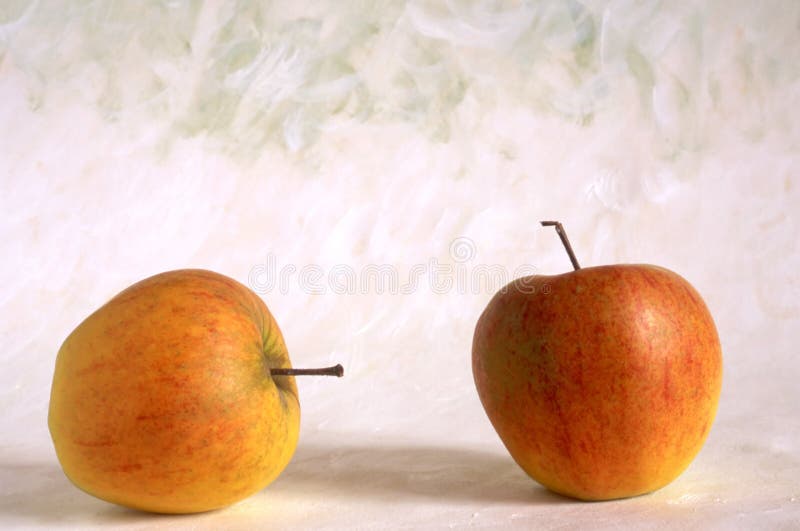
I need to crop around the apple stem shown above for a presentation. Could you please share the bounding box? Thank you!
[270,364,344,377]
[540,221,581,270]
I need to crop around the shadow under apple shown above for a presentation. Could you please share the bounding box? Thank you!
[272,442,570,506]
[0,460,146,525]
[0,444,568,525]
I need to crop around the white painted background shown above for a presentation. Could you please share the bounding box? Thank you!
[1,1,798,528]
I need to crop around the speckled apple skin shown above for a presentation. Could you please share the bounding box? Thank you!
[472,264,723,501]
[48,269,299,514]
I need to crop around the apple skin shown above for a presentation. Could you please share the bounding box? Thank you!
[48,269,299,513]
[472,264,722,501]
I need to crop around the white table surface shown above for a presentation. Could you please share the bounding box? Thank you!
[2,1,799,529]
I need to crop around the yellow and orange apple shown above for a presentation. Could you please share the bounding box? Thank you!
[472,222,722,500]
[49,269,341,513]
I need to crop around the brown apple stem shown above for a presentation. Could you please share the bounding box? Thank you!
[270,364,344,377]
[540,221,581,270]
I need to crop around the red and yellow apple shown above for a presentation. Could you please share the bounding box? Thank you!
[49,269,341,513]
[472,222,722,500]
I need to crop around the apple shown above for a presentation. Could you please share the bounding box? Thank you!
[48,269,342,513]
[472,221,722,500]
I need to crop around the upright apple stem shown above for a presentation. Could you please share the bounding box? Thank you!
[540,221,581,271]
[270,364,344,377]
